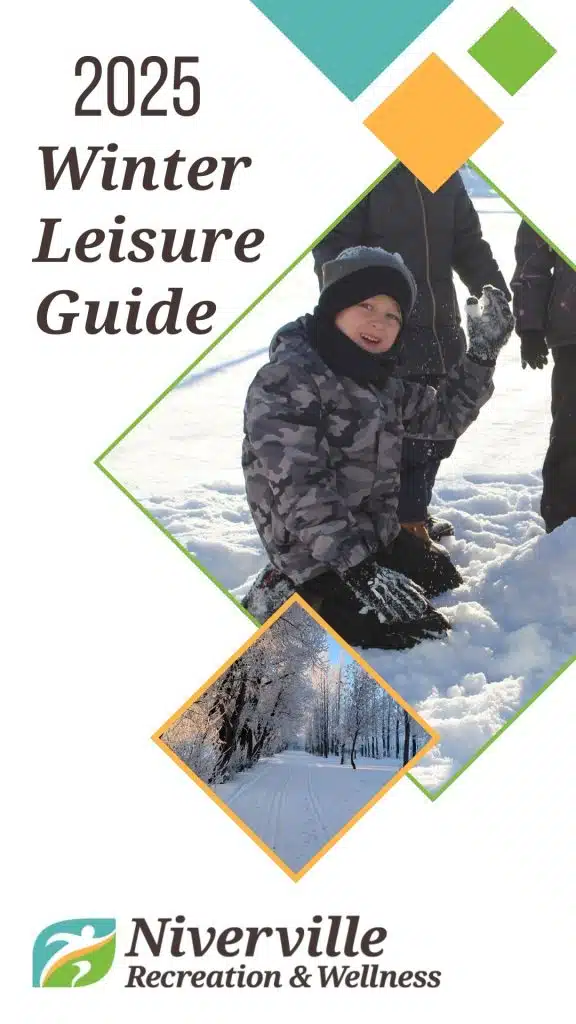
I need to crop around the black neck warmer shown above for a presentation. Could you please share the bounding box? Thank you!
[307,310,398,389]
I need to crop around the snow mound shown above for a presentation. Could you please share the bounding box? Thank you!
[143,484,264,591]
[365,481,575,791]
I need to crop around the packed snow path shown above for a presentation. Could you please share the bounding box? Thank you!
[214,750,399,873]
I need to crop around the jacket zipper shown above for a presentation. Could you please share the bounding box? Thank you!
[414,176,446,374]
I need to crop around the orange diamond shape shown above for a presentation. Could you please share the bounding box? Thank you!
[364,54,503,192]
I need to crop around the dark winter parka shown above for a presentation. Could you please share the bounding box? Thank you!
[242,317,495,584]
[312,164,510,377]
[511,220,576,348]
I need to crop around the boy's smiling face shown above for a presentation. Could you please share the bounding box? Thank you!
[335,294,402,354]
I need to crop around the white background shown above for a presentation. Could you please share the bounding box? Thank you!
[2,0,575,1020]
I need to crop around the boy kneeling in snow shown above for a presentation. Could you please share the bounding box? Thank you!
[242,247,513,649]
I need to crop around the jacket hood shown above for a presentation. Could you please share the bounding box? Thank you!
[268,313,398,390]
[269,315,319,364]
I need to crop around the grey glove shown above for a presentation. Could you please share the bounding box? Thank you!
[342,558,430,625]
[466,285,515,364]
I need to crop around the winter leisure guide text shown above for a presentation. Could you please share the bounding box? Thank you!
[34,54,269,337]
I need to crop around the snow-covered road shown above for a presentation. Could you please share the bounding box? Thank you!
[214,749,399,873]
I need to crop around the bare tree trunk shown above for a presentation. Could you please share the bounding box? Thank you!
[350,729,360,770]
[395,713,400,760]
[335,667,342,763]
[322,669,330,758]
[403,709,411,766]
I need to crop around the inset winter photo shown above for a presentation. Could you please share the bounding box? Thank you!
[155,596,438,879]
[101,161,576,796]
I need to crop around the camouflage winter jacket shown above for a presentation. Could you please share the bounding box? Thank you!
[242,317,495,584]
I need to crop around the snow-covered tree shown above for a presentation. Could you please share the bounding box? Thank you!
[162,603,328,784]
[305,659,431,768]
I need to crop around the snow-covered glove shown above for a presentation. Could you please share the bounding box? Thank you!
[342,558,430,625]
[520,330,548,370]
[466,285,515,364]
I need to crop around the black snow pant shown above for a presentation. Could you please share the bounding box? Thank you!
[396,366,457,523]
[541,345,576,532]
[397,438,457,522]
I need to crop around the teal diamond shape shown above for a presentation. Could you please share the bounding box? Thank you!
[251,0,456,99]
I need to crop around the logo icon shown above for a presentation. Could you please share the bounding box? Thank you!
[32,918,116,987]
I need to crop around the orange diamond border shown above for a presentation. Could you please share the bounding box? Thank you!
[153,593,440,882]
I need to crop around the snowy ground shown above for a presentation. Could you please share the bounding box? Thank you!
[214,749,400,873]
[104,199,576,791]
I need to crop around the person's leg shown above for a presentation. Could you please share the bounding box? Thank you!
[541,346,576,531]
[418,327,466,537]
[424,439,457,540]
[398,438,431,540]
[424,440,456,505]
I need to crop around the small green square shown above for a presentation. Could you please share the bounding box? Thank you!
[468,7,556,96]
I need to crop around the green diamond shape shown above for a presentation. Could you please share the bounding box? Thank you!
[96,161,576,802]
[468,7,556,95]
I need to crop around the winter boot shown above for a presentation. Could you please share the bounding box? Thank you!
[427,515,455,541]
[382,528,462,597]
[241,564,295,623]
[400,521,431,544]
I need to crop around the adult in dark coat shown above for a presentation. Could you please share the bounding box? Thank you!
[312,162,510,542]
[511,220,576,532]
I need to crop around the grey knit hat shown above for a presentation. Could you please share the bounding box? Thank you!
[319,246,418,322]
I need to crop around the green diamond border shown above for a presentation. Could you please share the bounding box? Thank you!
[96,159,576,801]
